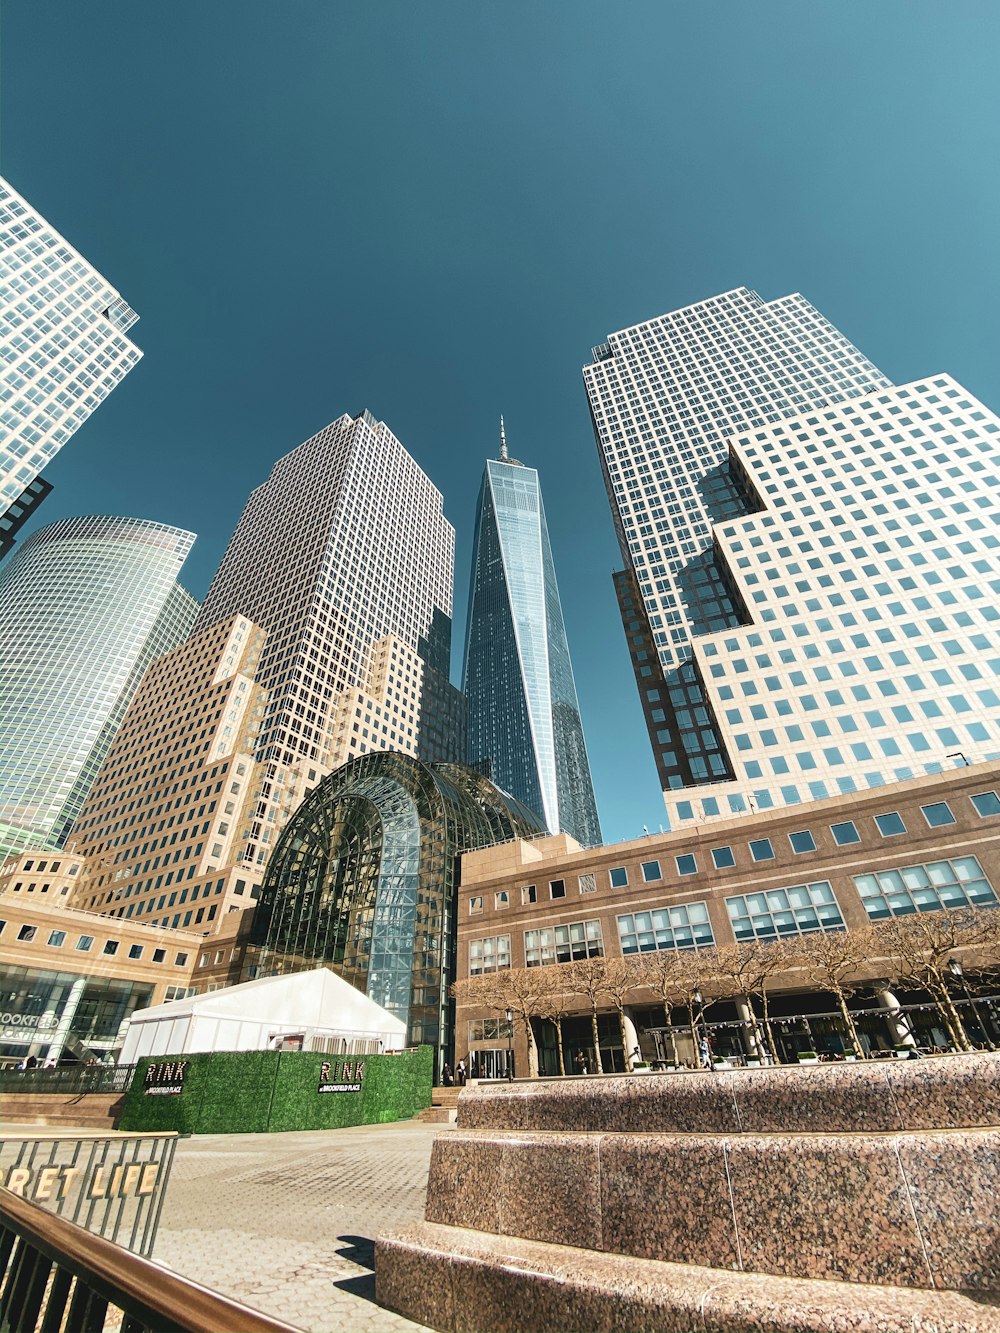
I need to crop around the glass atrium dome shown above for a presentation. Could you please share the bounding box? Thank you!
[245,752,543,1058]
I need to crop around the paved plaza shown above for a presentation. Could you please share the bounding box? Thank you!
[152,1119,448,1332]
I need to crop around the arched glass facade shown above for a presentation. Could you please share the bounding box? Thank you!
[246,753,542,1057]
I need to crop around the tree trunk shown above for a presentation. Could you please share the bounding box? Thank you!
[554,1017,566,1075]
[662,1001,679,1065]
[930,976,972,1051]
[590,1004,604,1074]
[832,985,865,1058]
[616,1005,631,1071]
[760,988,781,1063]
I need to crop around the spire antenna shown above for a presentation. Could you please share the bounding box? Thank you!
[499,414,508,462]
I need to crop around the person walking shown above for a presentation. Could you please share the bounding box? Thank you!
[456,1059,466,1086]
[574,1050,589,1076]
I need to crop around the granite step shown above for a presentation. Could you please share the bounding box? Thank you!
[375,1221,1000,1333]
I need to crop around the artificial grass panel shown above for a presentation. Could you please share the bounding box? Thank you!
[120,1048,433,1134]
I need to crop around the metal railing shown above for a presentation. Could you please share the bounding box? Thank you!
[0,1062,136,1095]
[0,1186,301,1333]
[0,1132,175,1257]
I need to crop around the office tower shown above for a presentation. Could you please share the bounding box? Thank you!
[0,516,197,861]
[584,288,1000,825]
[194,410,463,865]
[69,616,268,931]
[463,421,602,846]
[0,178,142,522]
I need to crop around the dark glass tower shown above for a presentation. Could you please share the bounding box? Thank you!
[462,422,602,847]
[245,752,543,1060]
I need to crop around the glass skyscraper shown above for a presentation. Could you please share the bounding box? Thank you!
[463,425,601,846]
[194,410,465,865]
[584,289,1000,825]
[0,178,142,531]
[0,516,198,861]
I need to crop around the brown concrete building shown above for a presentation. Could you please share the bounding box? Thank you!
[63,615,268,932]
[455,761,1000,1075]
[0,896,202,1064]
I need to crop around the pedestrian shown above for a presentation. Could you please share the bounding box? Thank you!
[574,1050,588,1076]
[456,1059,466,1086]
[699,1035,712,1069]
[442,1063,454,1086]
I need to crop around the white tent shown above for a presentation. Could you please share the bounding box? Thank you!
[119,967,407,1063]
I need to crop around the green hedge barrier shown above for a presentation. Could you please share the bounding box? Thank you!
[118,1046,433,1135]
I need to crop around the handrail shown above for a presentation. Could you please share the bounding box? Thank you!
[0,1186,300,1333]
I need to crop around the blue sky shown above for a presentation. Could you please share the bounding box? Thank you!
[3,2,999,843]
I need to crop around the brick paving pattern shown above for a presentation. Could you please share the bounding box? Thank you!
[153,1121,447,1332]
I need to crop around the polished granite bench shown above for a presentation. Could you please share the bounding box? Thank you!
[376,1052,1000,1332]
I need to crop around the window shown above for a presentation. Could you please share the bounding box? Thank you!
[128,944,143,960]
[47,930,66,947]
[727,881,844,941]
[641,860,663,883]
[174,952,188,966]
[874,812,906,838]
[151,948,166,963]
[788,830,816,854]
[748,838,775,862]
[831,820,861,846]
[16,925,36,942]
[103,941,119,956]
[495,891,510,910]
[469,935,511,975]
[76,935,94,951]
[525,920,603,966]
[578,873,597,894]
[609,867,628,889]
[855,855,997,919]
[469,896,483,915]
[921,801,956,828]
[711,846,735,870]
[549,880,566,899]
[971,791,1000,818]
[617,902,714,954]
[676,854,697,876]
[521,884,537,904]
[469,1017,506,1042]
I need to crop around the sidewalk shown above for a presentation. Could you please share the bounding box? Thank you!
[152,1120,447,1332]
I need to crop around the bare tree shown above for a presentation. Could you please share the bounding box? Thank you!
[635,949,689,1065]
[602,956,646,1070]
[789,928,877,1058]
[712,938,787,1062]
[670,948,726,1067]
[873,908,997,1052]
[532,965,575,1075]
[564,956,610,1073]
[452,968,548,1077]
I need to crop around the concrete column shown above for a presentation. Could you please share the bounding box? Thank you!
[736,998,766,1060]
[623,1010,640,1068]
[43,976,87,1064]
[877,987,915,1048]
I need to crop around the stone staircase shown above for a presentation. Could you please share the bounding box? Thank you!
[414,1085,462,1124]
[377,1053,1000,1332]
[0,1091,125,1130]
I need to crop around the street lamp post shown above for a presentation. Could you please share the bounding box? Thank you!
[505,1007,514,1081]
[948,958,990,1049]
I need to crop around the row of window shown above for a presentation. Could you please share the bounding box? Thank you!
[0,918,189,967]
[467,856,999,966]
[470,792,1000,915]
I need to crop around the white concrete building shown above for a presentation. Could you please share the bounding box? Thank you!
[583,289,1000,825]
[193,410,464,863]
[0,177,142,527]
